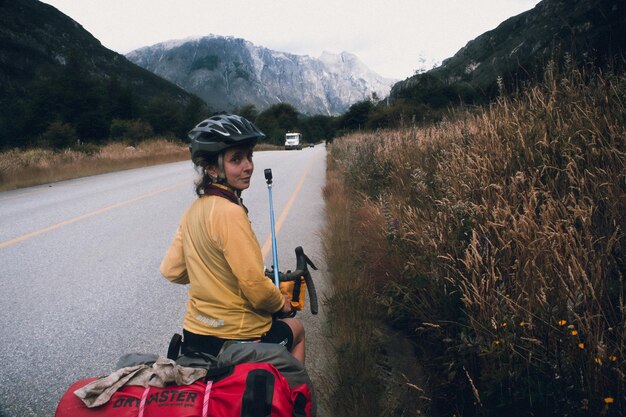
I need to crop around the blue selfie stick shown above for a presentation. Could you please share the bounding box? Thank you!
[264,169,280,287]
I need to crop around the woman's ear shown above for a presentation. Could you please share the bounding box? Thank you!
[206,165,219,178]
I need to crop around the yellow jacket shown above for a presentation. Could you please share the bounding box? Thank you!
[160,193,285,339]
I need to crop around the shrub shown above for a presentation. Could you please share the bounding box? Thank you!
[110,118,154,142]
[38,121,77,149]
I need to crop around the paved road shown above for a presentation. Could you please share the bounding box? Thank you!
[0,145,331,417]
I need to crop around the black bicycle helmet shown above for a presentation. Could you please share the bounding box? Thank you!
[188,113,265,165]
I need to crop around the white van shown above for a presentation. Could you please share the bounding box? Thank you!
[284,132,302,150]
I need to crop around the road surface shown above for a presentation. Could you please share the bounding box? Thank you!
[0,144,332,416]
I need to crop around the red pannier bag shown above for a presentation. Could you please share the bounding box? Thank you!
[55,362,312,417]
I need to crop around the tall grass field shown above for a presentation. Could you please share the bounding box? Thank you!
[323,66,625,416]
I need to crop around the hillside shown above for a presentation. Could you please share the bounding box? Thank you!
[0,0,200,147]
[126,35,396,116]
[390,0,625,104]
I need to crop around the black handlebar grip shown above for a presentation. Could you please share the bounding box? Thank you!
[304,271,318,315]
[295,247,306,270]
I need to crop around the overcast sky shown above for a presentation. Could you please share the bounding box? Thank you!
[41,0,541,80]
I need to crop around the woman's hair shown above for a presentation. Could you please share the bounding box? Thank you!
[193,153,219,197]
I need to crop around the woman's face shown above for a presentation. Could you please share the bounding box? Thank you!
[210,145,254,190]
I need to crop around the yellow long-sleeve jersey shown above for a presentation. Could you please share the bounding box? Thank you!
[160,194,285,339]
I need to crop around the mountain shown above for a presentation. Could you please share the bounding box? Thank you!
[126,35,396,116]
[0,0,200,146]
[390,0,625,104]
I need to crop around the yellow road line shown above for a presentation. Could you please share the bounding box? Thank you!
[261,160,315,258]
[0,180,190,249]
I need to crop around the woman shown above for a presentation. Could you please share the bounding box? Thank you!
[160,113,305,363]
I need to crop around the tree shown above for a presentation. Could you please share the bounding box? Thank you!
[0,97,27,148]
[38,121,77,149]
[110,119,154,143]
[339,100,374,131]
[23,53,108,143]
[256,103,300,145]
[299,115,337,143]
[234,104,259,122]
[143,94,184,137]
[183,96,210,131]
[105,77,136,120]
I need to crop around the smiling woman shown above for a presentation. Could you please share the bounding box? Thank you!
[206,146,254,191]
[160,113,307,363]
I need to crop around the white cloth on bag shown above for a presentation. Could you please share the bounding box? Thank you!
[74,357,207,408]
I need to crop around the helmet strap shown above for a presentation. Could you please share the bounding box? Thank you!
[216,153,227,184]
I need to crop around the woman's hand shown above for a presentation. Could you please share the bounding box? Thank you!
[280,295,294,316]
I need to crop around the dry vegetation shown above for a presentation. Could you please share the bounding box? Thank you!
[0,140,281,191]
[323,66,625,416]
[0,139,189,191]
[322,157,384,416]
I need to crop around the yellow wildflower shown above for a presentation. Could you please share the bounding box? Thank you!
[500,322,507,328]
[519,321,526,327]
[594,357,602,365]
[609,355,617,362]
[494,340,501,345]
[558,320,567,326]
[571,330,578,336]
[603,397,614,404]
[578,343,585,349]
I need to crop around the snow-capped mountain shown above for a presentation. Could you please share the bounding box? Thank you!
[126,35,396,115]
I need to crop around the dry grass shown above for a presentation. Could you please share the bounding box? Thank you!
[325,66,625,416]
[0,140,285,192]
[0,139,188,191]
[321,155,385,417]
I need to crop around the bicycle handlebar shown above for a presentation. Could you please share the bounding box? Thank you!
[265,246,318,315]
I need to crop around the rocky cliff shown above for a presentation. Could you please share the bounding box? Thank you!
[127,35,396,115]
